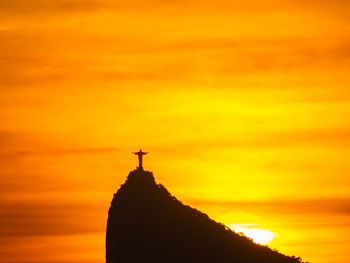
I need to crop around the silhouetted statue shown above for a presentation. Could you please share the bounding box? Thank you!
[133,149,148,170]
[106,156,306,263]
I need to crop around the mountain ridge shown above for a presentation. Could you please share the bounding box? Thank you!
[106,169,305,263]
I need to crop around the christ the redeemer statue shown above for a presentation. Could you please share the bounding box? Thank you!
[133,149,148,170]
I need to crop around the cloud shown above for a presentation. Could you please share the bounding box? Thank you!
[169,127,350,153]
[1,0,350,15]
[0,147,120,158]
[0,130,121,197]
[0,131,120,158]
[190,198,350,217]
[0,201,105,236]
[2,26,350,89]
[0,0,105,15]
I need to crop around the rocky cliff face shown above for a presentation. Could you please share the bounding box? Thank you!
[106,169,304,263]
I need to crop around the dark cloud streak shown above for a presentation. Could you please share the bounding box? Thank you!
[191,198,350,216]
[0,201,105,237]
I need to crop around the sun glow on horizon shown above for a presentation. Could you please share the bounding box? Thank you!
[228,224,276,245]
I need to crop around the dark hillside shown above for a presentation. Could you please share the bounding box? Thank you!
[106,169,304,263]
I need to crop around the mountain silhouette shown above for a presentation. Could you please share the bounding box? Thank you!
[106,168,305,263]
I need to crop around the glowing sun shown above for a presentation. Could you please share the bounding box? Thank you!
[227,224,275,245]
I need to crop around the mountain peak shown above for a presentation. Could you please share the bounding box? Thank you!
[106,169,305,263]
[122,168,156,189]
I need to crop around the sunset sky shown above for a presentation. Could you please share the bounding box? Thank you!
[1,1,350,262]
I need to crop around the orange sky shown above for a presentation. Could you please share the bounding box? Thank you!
[1,1,350,262]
